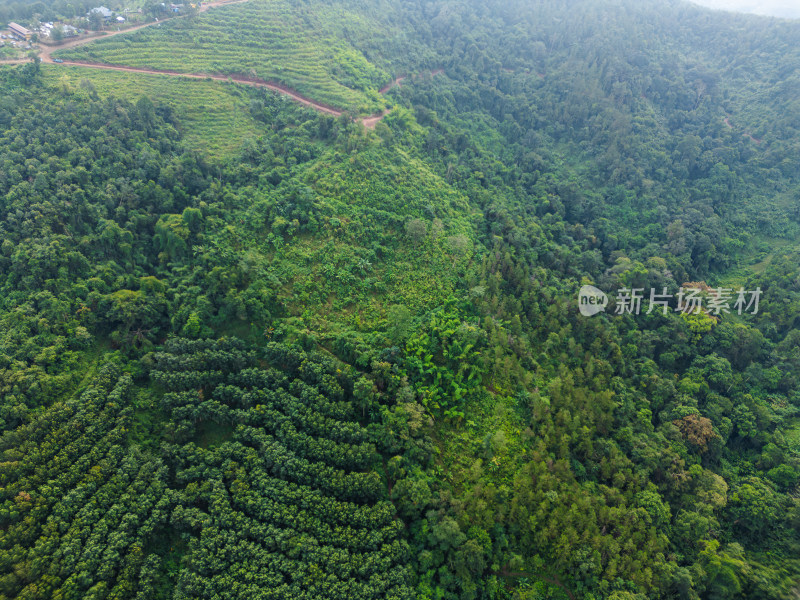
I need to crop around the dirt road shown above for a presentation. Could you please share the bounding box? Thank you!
[50,61,416,126]
[379,76,405,94]
[0,0,441,127]
[33,0,247,62]
[54,59,345,117]
[0,0,246,65]
[724,115,762,144]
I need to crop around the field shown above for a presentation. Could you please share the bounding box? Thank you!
[0,44,24,60]
[3,0,800,597]
[40,64,270,158]
[55,0,391,113]
[150,339,415,599]
[0,339,415,600]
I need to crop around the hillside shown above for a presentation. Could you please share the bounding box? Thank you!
[1,1,799,599]
[54,0,393,114]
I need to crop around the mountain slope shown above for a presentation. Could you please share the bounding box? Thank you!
[0,1,799,599]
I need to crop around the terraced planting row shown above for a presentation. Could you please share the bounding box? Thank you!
[41,65,272,158]
[152,338,415,599]
[56,0,390,114]
[0,367,172,600]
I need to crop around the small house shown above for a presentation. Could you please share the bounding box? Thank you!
[87,6,114,21]
[8,22,32,40]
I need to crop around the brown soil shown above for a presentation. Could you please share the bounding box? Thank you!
[55,60,345,114]
[379,76,405,94]
[724,115,761,144]
[1,5,445,128]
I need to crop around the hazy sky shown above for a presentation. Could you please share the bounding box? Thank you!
[689,0,800,18]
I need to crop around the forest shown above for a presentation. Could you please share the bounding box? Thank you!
[0,0,799,599]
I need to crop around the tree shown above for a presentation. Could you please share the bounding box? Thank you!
[136,95,156,124]
[729,478,780,540]
[90,10,104,31]
[673,414,717,453]
[182,312,203,338]
[405,218,427,244]
[766,464,800,491]
[387,304,412,344]
[697,540,745,600]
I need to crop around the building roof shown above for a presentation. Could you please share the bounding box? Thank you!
[88,6,113,18]
[8,22,31,35]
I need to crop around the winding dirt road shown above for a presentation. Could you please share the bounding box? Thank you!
[53,59,348,117]
[723,115,762,144]
[33,0,249,61]
[0,0,412,127]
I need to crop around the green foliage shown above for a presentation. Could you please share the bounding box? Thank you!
[2,0,800,598]
[403,305,486,416]
[153,338,414,599]
[56,0,390,113]
[0,367,173,600]
[40,65,271,158]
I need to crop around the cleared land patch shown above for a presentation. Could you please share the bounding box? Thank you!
[55,0,390,113]
[41,64,269,158]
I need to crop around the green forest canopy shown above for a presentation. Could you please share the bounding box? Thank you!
[0,0,799,599]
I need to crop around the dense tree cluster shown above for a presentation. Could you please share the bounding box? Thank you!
[1,0,799,597]
[0,364,172,600]
[153,338,415,599]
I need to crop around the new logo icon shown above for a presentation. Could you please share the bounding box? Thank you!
[578,285,608,317]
